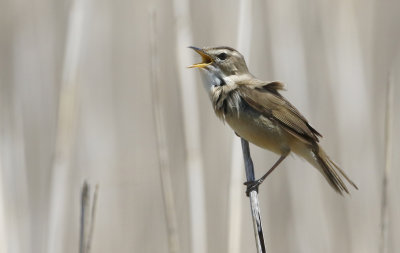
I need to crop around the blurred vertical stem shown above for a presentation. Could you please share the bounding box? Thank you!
[0,159,6,253]
[172,0,208,253]
[46,0,89,251]
[79,181,99,253]
[380,73,394,253]
[79,182,90,253]
[86,184,99,253]
[241,139,267,253]
[228,0,253,253]
[149,9,180,253]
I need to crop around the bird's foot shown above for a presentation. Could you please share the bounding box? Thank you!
[244,178,264,196]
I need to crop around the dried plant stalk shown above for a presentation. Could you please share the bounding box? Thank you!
[149,9,180,253]
[241,139,267,253]
[79,181,99,253]
[47,0,89,251]
[228,0,253,252]
[172,0,208,253]
[79,182,90,253]
[85,184,99,253]
[380,73,394,253]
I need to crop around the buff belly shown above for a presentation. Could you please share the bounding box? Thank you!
[225,109,292,155]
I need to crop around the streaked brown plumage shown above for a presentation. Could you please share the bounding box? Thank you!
[189,46,358,195]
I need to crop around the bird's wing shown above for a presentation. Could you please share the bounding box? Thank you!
[237,82,322,144]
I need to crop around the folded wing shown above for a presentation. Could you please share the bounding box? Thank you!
[238,82,322,144]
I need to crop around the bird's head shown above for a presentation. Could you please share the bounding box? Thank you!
[188,46,252,92]
[189,46,249,77]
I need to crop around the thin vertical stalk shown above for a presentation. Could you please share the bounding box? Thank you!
[85,184,99,253]
[0,104,30,253]
[228,1,253,253]
[0,157,6,253]
[46,0,90,251]
[79,182,99,253]
[149,9,180,253]
[172,0,208,253]
[227,137,244,253]
[380,73,394,253]
[79,182,90,253]
[241,139,267,253]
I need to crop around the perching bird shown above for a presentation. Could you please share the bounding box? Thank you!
[189,46,358,195]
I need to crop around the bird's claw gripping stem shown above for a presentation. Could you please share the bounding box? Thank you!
[244,179,264,196]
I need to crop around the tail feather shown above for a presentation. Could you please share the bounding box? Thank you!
[330,159,359,190]
[315,148,358,195]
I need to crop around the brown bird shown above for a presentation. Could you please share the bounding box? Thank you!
[189,46,358,195]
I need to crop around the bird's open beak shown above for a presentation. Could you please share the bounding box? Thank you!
[188,46,213,68]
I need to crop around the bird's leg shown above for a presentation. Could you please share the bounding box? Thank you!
[244,153,288,196]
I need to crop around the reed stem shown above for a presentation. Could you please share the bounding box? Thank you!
[240,138,267,253]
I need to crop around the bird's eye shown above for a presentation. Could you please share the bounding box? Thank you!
[217,52,228,60]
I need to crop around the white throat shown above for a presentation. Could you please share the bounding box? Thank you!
[199,66,225,92]
[199,66,251,95]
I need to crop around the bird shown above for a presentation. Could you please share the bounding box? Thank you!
[188,46,358,195]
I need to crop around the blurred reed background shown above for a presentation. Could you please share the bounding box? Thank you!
[0,0,399,253]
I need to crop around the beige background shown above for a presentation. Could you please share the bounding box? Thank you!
[0,0,399,253]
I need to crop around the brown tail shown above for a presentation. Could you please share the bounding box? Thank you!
[315,148,358,195]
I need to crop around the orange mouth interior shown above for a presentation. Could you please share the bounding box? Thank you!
[188,50,213,68]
